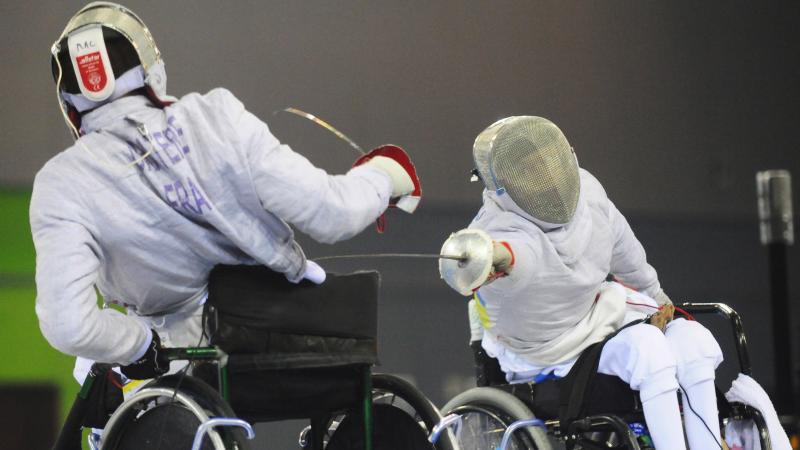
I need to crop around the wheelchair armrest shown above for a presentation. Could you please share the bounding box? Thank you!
[677,302,751,375]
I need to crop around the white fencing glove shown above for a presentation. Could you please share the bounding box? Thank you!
[301,260,326,285]
[353,145,421,214]
[490,241,515,278]
[439,229,515,296]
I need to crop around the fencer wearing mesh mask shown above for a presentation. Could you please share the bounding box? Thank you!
[33,2,421,396]
[442,116,726,450]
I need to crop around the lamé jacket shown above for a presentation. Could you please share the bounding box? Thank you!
[469,169,666,369]
[30,89,392,364]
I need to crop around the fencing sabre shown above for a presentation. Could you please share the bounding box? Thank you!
[279,107,366,156]
[314,253,466,262]
[314,229,495,297]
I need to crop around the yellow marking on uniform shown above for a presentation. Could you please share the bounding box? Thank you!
[474,293,493,329]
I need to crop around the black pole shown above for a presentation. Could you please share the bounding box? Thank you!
[756,170,795,415]
[767,242,794,414]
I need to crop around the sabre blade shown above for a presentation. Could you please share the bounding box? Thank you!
[313,253,467,262]
[280,107,365,155]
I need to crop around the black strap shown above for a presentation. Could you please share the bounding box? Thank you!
[558,319,645,428]
[471,340,506,387]
[53,363,123,450]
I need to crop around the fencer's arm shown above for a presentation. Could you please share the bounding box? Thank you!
[249,141,392,244]
[607,200,670,304]
[440,228,527,295]
[30,179,151,364]
[222,95,393,243]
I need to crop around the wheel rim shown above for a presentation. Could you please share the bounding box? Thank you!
[449,405,531,450]
[102,387,226,449]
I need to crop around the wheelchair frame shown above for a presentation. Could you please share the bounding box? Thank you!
[431,302,773,450]
[93,346,377,450]
[75,347,458,450]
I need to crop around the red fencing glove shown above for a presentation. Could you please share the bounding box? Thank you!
[353,145,422,231]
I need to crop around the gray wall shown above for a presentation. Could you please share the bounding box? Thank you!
[3,1,799,216]
[3,1,800,446]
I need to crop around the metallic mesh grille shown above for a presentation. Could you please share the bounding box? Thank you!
[473,118,514,191]
[488,117,579,224]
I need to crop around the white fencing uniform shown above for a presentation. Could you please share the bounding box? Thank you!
[469,169,724,449]
[31,88,393,366]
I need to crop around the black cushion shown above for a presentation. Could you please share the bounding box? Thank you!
[206,265,380,370]
[208,265,378,339]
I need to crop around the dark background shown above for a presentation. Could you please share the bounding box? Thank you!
[1,1,799,447]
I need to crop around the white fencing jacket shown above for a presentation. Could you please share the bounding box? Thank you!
[30,89,392,364]
[470,169,666,368]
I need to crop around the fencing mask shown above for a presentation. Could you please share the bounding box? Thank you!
[51,2,172,137]
[473,116,580,225]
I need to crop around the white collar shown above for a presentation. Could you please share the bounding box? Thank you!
[62,65,146,113]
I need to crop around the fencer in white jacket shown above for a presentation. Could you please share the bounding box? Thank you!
[35,3,420,384]
[442,116,725,450]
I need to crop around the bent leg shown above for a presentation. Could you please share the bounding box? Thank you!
[665,318,724,449]
[599,323,687,450]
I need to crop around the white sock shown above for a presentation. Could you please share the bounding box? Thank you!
[681,379,722,450]
[642,390,688,450]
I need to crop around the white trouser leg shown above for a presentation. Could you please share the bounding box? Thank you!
[665,318,724,449]
[643,389,687,450]
[598,323,687,450]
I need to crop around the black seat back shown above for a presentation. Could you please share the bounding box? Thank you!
[203,265,380,420]
[208,265,378,340]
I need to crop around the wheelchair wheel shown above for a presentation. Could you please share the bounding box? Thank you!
[442,387,553,450]
[101,375,251,450]
[321,373,457,450]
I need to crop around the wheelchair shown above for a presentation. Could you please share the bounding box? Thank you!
[430,303,773,450]
[55,265,458,450]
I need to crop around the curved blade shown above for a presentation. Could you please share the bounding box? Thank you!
[438,229,494,296]
[281,107,365,155]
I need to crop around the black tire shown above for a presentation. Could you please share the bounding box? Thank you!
[322,373,457,450]
[371,374,457,450]
[101,375,251,450]
[442,387,553,450]
[326,403,436,450]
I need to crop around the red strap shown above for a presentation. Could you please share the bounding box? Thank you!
[376,214,386,234]
[498,241,515,268]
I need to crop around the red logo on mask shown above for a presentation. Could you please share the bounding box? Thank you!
[75,51,108,92]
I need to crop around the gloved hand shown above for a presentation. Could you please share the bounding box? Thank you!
[485,240,515,284]
[120,330,169,380]
[353,145,421,213]
[302,260,326,284]
[649,303,675,332]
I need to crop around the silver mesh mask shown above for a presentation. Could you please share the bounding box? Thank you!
[473,116,580,224]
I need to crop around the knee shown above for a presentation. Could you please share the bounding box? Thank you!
[665,319,723,385]
[600,324,678,394]
[621,323,675,361]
